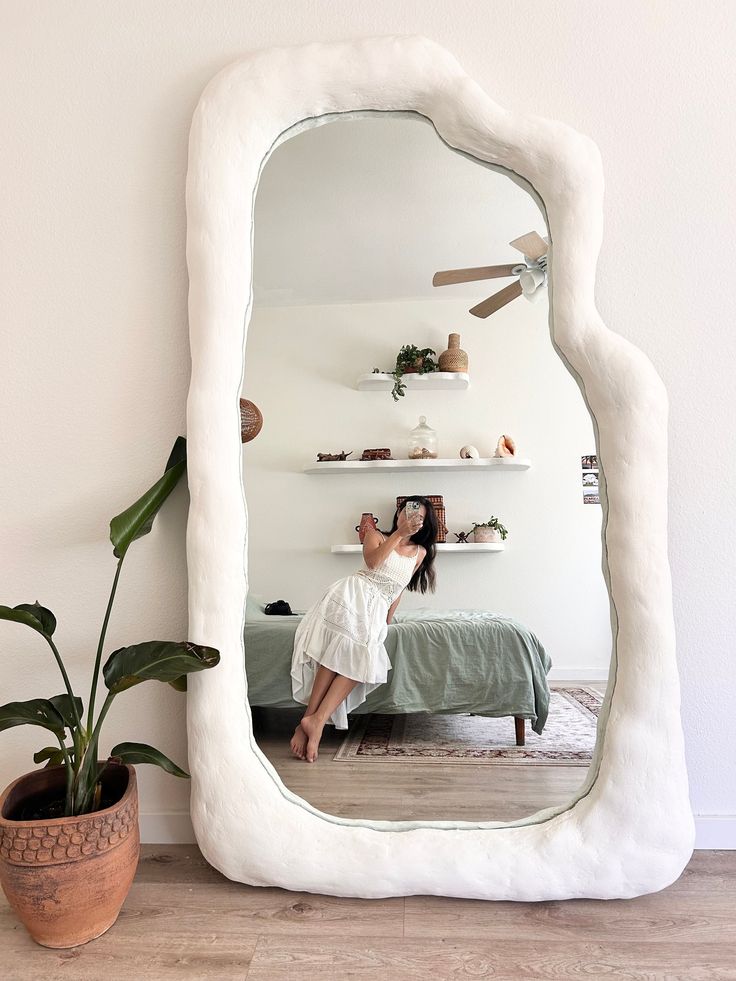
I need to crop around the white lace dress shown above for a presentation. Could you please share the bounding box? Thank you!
[290,537,420,730]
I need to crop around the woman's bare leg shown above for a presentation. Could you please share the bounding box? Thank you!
[290,665,337,759]
[300,674,359,763]
[305,665,338,715]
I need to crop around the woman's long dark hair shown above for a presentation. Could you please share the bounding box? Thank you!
[381,495,438,594]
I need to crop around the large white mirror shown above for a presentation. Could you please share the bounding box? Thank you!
[243,114,612,824]
[185,36,693,900]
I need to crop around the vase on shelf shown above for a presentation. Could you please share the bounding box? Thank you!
[355,513,379,543]
[438,333,468,373]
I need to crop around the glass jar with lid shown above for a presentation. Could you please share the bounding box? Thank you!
[408,415,438,460]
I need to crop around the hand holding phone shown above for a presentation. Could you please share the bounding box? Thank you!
[403,500,422,534]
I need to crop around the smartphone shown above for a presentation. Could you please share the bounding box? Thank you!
[406,500,421,518]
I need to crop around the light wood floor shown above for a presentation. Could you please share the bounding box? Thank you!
[2,845,734,979]
[252,681,606,823]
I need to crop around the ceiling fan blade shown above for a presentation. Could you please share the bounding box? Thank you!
[469,279,523,319]
[508,231,548,260]
[432,264,518,287]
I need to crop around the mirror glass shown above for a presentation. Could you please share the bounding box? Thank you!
[242,114,612,823]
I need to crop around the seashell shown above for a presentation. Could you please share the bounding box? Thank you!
[459,445,479,459]
[494,434,516,457]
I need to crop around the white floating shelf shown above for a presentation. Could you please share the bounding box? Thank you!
[356,371,469,392]
[305,457,531,474]
[331,543,505,553]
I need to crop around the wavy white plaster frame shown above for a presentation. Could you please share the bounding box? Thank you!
[185,35,694,900]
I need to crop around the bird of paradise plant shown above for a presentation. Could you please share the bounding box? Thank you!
[0,436,219,817]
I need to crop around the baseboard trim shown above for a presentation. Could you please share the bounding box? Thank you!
[548,669,610,682]
[141,812,736,849]
[694,816,736,850]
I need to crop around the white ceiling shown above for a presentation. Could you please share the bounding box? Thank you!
[253,114,546,307]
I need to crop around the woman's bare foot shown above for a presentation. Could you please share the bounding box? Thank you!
[289,723,308,759]
[299,713,325,763]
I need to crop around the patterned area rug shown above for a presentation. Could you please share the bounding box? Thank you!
[333,687,603,766]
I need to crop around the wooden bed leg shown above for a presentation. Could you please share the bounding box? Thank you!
[514,716,526,747]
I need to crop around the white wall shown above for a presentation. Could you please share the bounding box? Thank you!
[244,296,610,675]
[2,1,733,846]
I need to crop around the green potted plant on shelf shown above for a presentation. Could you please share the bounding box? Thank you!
[0,436,220,950]
[471,517,509,543]
[373,344,438,401]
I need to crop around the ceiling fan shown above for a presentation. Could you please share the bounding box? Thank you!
[433,230,549,319]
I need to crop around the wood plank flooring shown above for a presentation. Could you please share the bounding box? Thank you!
[252,680,605,823]
[2,846,734,979]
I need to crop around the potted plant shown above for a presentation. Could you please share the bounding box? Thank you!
[372,345,438,401]
[471,517,509,543]
[0,436,219,949]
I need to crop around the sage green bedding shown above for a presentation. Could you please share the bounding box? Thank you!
[244,603,552,734]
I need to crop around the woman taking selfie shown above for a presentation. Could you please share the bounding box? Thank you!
[290,496,438,763]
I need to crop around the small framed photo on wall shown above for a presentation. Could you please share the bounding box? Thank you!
[582,454,600,504]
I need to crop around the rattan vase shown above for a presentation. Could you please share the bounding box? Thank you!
[438,333,468,372]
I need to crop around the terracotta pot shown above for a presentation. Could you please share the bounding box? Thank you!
[0,763,139,948]
[355,512,379,543]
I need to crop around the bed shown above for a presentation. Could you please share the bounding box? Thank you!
[244,596,552,742]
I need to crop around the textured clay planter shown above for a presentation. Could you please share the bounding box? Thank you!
[472,527,502,543]
[0,763,139,948]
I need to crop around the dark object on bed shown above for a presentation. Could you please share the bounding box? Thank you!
[264,600,296,616]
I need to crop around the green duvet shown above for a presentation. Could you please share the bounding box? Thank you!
[244,606,552,734]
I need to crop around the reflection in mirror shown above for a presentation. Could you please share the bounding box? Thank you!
[242,115,612,823]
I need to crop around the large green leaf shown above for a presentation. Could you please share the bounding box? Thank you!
[0,699,65,736]
[34,746,66,766]
[0,601,57,637]
[109,741,189,778]
[49,694,83,730]
[109,436,187,559]
[103,641,220,694]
